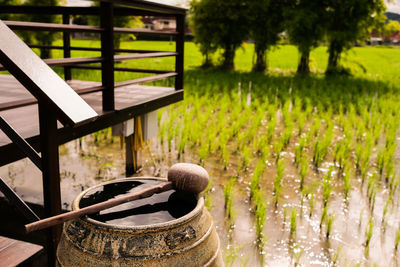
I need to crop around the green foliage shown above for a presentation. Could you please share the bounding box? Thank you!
[190,0,250,69]
[0,0,21,20]
[383,20,400,40]
[21,0,62,58]
[325,0,386,74]
[284,0,327,74]
[89,1,142,49]
[248,0,285,72]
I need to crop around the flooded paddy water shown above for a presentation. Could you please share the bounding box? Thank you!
[2,73,400,266]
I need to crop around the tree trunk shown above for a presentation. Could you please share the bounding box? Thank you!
[253,44,267,72]
[222,45,235,70]
[202,52,212,68]
[326,40,343,74]
[297,49,310,74]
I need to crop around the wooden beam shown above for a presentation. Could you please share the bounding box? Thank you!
[175,14,185,90]
[38,104,61,266]
[100,2,115,111]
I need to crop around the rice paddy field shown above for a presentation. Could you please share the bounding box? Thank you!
[2,40,400,266]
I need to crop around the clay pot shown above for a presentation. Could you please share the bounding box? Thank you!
[57,178,223,267]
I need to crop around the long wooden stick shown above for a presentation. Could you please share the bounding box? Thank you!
[25,181,173,233]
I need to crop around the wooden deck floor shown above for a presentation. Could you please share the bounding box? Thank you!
[0,235,43,266]
[0,74,183,165]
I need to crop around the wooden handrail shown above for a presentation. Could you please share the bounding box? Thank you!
[72,65,172,74]
[4,21,179,35]
[114,52,177,61]
[114,72,177,88]
[114,27,178,35]
[3,20,104,33]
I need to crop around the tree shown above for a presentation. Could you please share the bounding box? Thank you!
[191,0,250,70]
[190,0,217,67]
[325,0,386,75]
[22,0,63,59]
[248,0,285,72]
[383,20,400,41]
[285,0,327,74]
[89,2,142,49]
[0,0,21,20]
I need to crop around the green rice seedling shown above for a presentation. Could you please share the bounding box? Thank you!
[312,141,322,169]
[294,137,306,165]
[372,121,382,145]
[300,186,307,212]
[308,193,315,217]
[225,243,242,267]
[322,167,333,207]
[222,146,230,170]
[240,146,251,171]
[283,206,288,224]
[274,159,285,205]
[355,143,363,171]
[254,189,267,247]
[167,127,174,152]
[289,208,297,240]
[297,113,306,137]
[250,160,266,199]
[177,129,188,159]
[320,205,328,229]
[365,217,374,250]
[332,246,341,267]
[312,117,321,137]
[326,213,334,238]
[376,148,385,175]
[198,141,209,164]
[224,177,235,222]
[293,245,304,267]
[355,120,365,141]
[395,225,400,250]
[274,140,284,161]
[367,173,377,210]
[299,158,308,191]
[267,118,277,144]
[333,141,342,164]
[203,178,213,211]
[382,197,391,225]
[343,167,352,201]
[315,123,334,166]
[281,126,293,149]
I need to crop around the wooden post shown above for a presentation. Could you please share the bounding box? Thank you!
[175,14,185,90]
[62,13,71,81]
[100,2,115,111]
[38,104,62,266]
[125,135,134,175]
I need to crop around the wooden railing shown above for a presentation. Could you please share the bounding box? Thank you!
[0,1,186,265]
[0,0,185,111]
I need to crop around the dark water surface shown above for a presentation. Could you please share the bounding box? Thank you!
[79,179,198,226]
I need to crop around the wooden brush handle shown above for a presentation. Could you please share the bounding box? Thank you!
[25,181,173,233]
